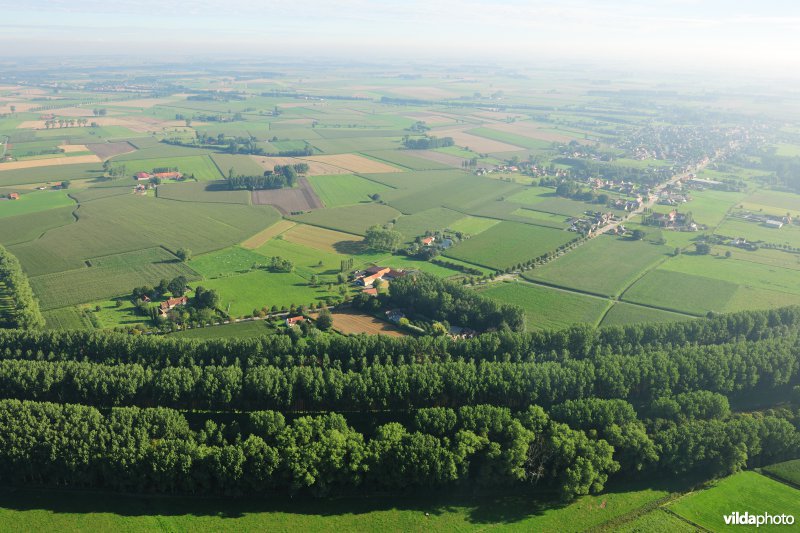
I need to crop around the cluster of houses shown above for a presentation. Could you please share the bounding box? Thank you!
[658,191,691,206]
[736,212,792,229]
[352,266,410,294]
[568,211,619,234]
[645,209,698,231]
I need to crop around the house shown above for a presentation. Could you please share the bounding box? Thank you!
[159,296,188,314]
[362,287,378,297]
[421,236,435,246]
[285,316,305,327]
[365,265,389,275]
[385,310,406,324]
[359,267,390,287]
[8,192,19,200]
[135,172,152,181]
[154,171,183,180]
[141,295,151,303]
[383,269,408,280]
[765,219,784,229]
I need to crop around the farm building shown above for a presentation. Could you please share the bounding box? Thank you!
[285,316,306,327]
[362,287,378,297]
[159,296,188,315]
[8,192,19,200]
[422,236,435,246]
[765,219,784,229]
[386,310,406,324]
[135,172,152,181]
[357,266,391,287]
[154,171,184,180]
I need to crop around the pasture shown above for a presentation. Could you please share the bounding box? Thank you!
[600,302,694,327]
[0,206,76,246]
[362,149,452,170]
[307,174,391,207]
[110,155,223,181]
[478,281,611,330]
[0,191,74,219]
[391,207,465,241]
[302,153,401,173]
[668,471,799,532]
[716,217,800,248]
[622,269,739,316]
[241,220,296,249]
[254,238,349,281]
[282,224,363,255]
[524,236,669,297]
[447,215,501,235]
[290,203,401,235]
[156,181,251,204]
[444,221,575,270]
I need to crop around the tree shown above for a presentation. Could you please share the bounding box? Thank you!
[168,276,187,296]
[695,242,711,255]
[725,250,732,258]
[316,308,333,331]
[61,180,71,189]
[364,225,403,252]
[176,248,192,262]
[631,229,645,241]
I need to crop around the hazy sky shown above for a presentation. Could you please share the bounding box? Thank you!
[1,1,798,73]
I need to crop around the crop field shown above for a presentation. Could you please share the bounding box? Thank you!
[110,155,223,181]
[30,248,200,310]
[742,189,800,214]
[478,281,611,330]
[668,471,799,532]
[302,153,401,173]
[364,168,465,191]
[467,126,555,150]
[171,319,274,339]
[362,149,452,170]
[447,215,501,235]
[331,309,406,337]
[482,120,588,144]
[9,195,281,276]
[510,207,570,228]
[41,306,92,330]
[0,191,74,218]
[391,207,465,241]
[85,141,137,159]
[290,203,401,235]
[622,269,739,315]
[250,155,346,176]
[430,126,525,153]
[762,459,800,486]
[615,509,698,532]
[525,236,669,296]
[0,206,76,246]
[156,181,250,204]
[387,174,523,214]
[445,221,575,270]
[281,224,365,255]
[209,153,266,176]
[600,302,693,327]
[241,220,296,249]
[251,177,323,213]
[0,154,102,171]
[200,270,339,317]
[307,174,392,207]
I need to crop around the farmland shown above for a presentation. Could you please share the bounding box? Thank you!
[307,173,392,207]
[0,190,74,218]
[762,459,800,486]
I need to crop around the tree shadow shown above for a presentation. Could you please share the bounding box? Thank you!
[332,240,368,255]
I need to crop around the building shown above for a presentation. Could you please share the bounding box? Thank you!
[765,219,784,229]
[359,267,390,287]
[8,192,19,200]
[361,287,378,297]
[421,236,435,246]
[135,172,152,181]
[385,310,406,324]
[285,316,306,327]
[154,171,184,180]
[159,296,188,315]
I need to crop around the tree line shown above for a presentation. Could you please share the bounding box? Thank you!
[402,136,455,150]
[0,245,44,330]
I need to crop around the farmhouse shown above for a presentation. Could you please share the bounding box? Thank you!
[361,287,378,297]
[159,296,188,315]
[285,316,305,327]
[422,236,435,246]
[8,192,19,200]
[135,172,152,181]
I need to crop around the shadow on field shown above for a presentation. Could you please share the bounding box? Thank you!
[0,476,700,526]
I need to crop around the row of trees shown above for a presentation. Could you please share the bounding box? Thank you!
[402,135,455,150]
[1,305,798,369]
[387,273,526,332]
[0,334,795,411]
[0,245,44,330]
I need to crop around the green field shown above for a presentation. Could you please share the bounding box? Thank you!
[615,508,699,532]
[668,471,799,532]
[762,459,800,486]
[479,281,611,330]
[189,246,269,278]
[290,203,401,235]
[41,306,92,330]
[307,174,392,207]
[445,221,575,270]
[209,153,266,176]
[448,215,501,235]
[716,217,800,248]
[0,191,74,218]
[467,126,554,150]
[525,236,669,297]
[170,319,275,339]
[156,181,251,204]
[29,248,201,310]
[0,162,104,187]
[255,238,350,281]
[0,206,76,246]
[622,269,739,316]
[387,174,523,215]
[391,207,465,241]
[111,155,223,181]
[0,483,674,532]
[362,149,452,170]
[510,208,570,228]
[600,302,694,327]
[200,270,339,317]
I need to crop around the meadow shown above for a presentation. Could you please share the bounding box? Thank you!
[290,203,401,235]
[668,471,799,532]
[622,269,740,316]
[600,302,694,327]
[307,173,391,207]
[111,155,223,181]
[445,221,576,270]
[0,191,74,218]
[524,236,669,297]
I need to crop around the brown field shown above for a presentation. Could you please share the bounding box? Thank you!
[331,309,407,337]
[431,126,524,153]
[49,108,104,117]
[241,220,297,249]
[250,156,347,176]
[0,102,38,113]
[384,86,461,100]
[86,141,137,160]
[407,150,492,169]
[58,144,90,153]
[16,116,199,133]
[283,224,363,254]
[251,177,323,214]
[471,110,527,122]
[0,154,101,171]
[484,121,588,143]
[107,97,182,108]
[301,154,401,174]
[404,112,455,125]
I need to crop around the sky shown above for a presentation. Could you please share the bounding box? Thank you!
[1,1,798,74]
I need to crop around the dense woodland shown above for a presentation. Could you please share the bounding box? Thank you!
[0,245,45,330]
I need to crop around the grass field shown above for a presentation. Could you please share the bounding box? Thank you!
[668,471,799,532]
[0,191,74,218]
[0,162,103,187]
[445,221,575,270]
[171,319,275,339]
[510,208,570,228]
[241,220,296,249]
[30,248,201,310]
[307,174,391,207]
[467,126,554,150]
[111,155,223,181]
[600,302,694,327]
[42,306,92,330]
[716,217,800,248]
[622,269,739,316]
[448,215,501,235]
[362,149,452,170]
[210,153,269,176]
[478,281,611,330]
[391,207,465,242]
[762,459,800,486]
[156,181,251,204]
[386,174,523,215]
[290,203,401,235]
[524,237,669,297]
[0,206,76,246]
[615,508,699,532]
[0,482,675,532]
[189,246,269,278]
[201,270,339,317]
[255,237,349,281]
